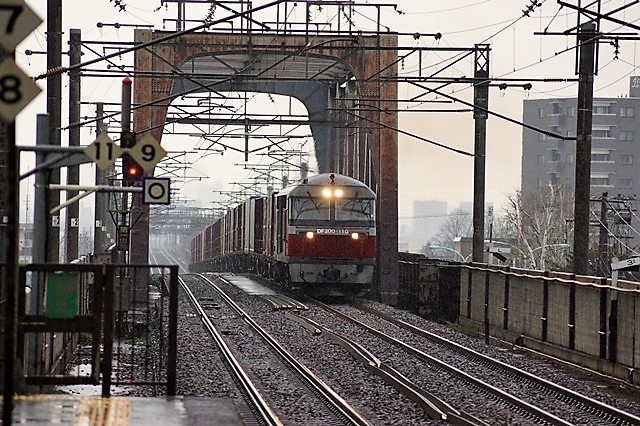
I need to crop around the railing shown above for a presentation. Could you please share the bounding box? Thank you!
[12,263,178,397]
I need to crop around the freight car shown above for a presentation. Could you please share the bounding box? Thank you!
[190,173,376,296]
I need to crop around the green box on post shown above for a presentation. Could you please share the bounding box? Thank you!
[45,272,80,318]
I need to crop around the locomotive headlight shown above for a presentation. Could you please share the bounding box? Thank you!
[351,232,360,240]
[306,231,315,239]
[322,187,332,198]
[334,188,344,198]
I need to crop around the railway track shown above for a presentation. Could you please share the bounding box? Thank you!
[168,273,640,424]
[355,303,640,425]
[179,275,282,425]
[286,312,485,424]
[302,298,640,425]
[182,273,370,425]
[150,246,189,274]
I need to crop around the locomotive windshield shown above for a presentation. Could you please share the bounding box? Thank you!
[289,195,375,225]
[335,198,375,223]
[290,197,331,221]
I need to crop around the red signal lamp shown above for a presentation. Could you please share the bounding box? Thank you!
[122,155,143,182]
[127,165,140,177]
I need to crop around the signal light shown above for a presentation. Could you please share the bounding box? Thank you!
[120,130,142,183]
[122,154,143,183]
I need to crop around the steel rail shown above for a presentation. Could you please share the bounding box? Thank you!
[310,299,571,425]
[179,276,283,426]
[357,303,640,426]
[197,273,371,426]
[286,313,488,425]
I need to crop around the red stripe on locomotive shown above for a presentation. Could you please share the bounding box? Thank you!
[287,234,376,258]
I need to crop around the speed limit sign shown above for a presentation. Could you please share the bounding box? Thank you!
[143,177,170,205]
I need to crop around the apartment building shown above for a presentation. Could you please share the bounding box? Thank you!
[522,76,640,197]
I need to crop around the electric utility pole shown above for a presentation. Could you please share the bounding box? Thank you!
[573,23,596,275]
[472,45,490,263]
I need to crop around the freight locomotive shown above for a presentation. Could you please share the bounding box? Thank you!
[189,173,377,296]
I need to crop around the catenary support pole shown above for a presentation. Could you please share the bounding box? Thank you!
[472,45,490,263]
[573,23,596,275]
[46,0,62,263]
[66,28,81,262]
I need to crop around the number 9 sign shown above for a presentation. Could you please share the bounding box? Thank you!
[129,134,167,172]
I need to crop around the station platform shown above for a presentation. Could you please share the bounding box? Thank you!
[4,395,244,425]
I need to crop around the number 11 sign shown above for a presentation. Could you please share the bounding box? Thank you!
[83,132,124,170]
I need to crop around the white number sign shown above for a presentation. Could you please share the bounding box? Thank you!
[129,135,167,172]
[0,1,42,122]
[0,58,41,121]
[84,133,123,170]
[0,1,42,51]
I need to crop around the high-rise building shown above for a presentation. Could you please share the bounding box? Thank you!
[522,77,640,253]
[522,77,640,197]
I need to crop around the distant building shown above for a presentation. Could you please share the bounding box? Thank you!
[522,76,640,197]
[458,202,473,213]
[522,76,640,251]
[412,200,447,242]
[397,200,448,253]
[458,201,492,216]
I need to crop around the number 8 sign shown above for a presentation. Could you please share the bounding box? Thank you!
[0,1,42,122]
[0,58,41,121]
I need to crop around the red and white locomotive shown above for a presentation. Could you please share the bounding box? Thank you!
[190,173,377,295]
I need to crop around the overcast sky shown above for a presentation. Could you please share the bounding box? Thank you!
[15,0,640,226]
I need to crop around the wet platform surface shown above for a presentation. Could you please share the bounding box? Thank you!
[4,395,244,425]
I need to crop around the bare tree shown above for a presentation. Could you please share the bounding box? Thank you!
[431,208,472,248]
[502,184,573,270]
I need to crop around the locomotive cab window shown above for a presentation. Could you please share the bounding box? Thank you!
[335,199,375,224]
[290,197,330,222]
[289,195,375,225]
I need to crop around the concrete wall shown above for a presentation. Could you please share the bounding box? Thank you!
[456,264,640,384]
[574,284,604,357]
[398,256,640,383]
[546,279,570,347]
[615,291,640,377]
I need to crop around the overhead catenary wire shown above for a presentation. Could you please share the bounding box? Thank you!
[31,0,640,211]
[590,209,639,256]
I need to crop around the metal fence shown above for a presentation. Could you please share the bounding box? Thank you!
[398,254,461,323]
[101,264,178,397]
[11,263,177,397]
[18,263,103,387]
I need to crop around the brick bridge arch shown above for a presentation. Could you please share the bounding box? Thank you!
[132,30,398,303]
